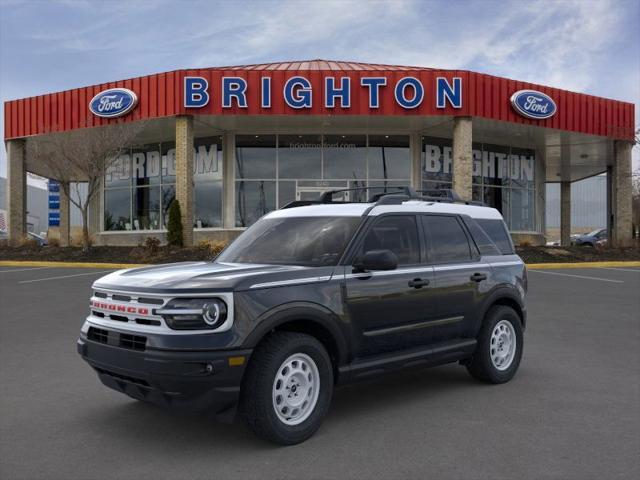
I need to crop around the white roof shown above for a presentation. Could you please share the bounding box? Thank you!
[266,200,504,221]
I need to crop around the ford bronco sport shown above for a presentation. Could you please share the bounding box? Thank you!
[78,187,527,444]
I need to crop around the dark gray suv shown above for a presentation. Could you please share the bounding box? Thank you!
[78,188,527,444]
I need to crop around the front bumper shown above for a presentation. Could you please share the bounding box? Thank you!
[77,334,251,421]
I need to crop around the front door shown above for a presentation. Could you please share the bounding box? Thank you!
[343,214,438,357]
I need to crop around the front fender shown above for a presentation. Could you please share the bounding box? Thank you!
[242,302,350,365]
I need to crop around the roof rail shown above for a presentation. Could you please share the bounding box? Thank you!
[279,185,487,210]
[319,186,418,203]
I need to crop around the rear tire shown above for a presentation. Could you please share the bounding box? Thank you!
[240,332,333,445]
[466,306,523,384]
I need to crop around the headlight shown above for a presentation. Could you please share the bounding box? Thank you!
[156,298,228,330]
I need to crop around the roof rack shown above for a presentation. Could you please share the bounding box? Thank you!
[416,189,487,206]
[280,185,486,209]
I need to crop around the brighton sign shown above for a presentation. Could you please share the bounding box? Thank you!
[89,88,138,118]
[510,89,557,120]
[183,75,464,110]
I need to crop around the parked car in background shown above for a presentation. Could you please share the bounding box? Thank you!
[571,229,607,247]
[27,231,48,246]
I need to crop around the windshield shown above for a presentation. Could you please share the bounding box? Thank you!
[217,216,362,266]
[587,229,603,237]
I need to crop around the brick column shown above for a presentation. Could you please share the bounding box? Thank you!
[611,141,633,247]
[560,181,571,246]
[175,115,194,246]
[59,181,70,247]
[452,117,473,201]
[6,139,27,245]
[222,133,236,229]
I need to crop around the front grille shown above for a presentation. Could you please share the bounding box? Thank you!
[119,333,147,351]
[87,327,108,344]
[94,367,149,387]
[90,290,167,330]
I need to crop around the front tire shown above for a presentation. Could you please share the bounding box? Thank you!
[240,332,333,445]
[466,306,523,384]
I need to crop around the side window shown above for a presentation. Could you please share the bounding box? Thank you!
[422,215,472,263]
[359,215,420,265]
[463,217,500,256]
[476,219,514,254]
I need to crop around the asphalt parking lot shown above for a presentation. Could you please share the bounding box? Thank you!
[1,265,639,480]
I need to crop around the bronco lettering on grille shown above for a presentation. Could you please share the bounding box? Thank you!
[90,300,149,316]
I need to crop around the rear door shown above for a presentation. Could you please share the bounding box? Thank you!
[421,214,492,339]
[343,214,438,357]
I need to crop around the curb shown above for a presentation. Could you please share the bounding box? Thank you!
[0,260,147,269]
[2,260,639,270]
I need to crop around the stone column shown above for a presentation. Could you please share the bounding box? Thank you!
[175,115,194,246]
[222,133,236,229]
[6,139,27,245]
[452,117,473,201]
[410,133,422,191]
[560,181,571,246]
[611,141,633,247]
[59,181,70,247]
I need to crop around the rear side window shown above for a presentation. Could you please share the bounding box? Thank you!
[476,219,514,254]
[422,215,472,263]
[359,215,420,265]
[462,218,502,256]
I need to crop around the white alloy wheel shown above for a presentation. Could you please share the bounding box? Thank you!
[272,353,320,426]
[490,320,517,371]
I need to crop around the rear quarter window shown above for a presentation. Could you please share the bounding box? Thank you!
[476,219,514,254]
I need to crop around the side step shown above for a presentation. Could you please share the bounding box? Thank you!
[337,338,477,384]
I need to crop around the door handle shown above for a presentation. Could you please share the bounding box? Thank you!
[470,272,487,282]
[408,278,430,289]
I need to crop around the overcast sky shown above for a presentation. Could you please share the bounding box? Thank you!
[1,0,638,181]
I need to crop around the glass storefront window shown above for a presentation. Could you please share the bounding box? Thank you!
[161,185,175,228]
[368,135,410,180]
[236,135,276,179]
[195,181,223,228]
[322,135,367,180]
[132,186,160,230]
[278,134,322,179]
[423,136,537,231]
[105,154,131,188]
[509,188,535,231]
[422,136,453,188]
[104,137,223,232]
[236,180,276,227]
[104,188,131,231]
[132,143,161,187]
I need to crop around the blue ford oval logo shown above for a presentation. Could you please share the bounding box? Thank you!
[510,89,556,120]
[89,88,138,118]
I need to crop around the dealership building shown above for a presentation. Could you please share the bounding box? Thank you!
[3,60,636,246]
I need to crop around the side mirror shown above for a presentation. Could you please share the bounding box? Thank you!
[354,249,398,272]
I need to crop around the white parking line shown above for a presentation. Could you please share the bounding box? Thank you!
[597,267,640,273]
[18,270,114,284]
[528,270,624,283]
[0,267,53,273]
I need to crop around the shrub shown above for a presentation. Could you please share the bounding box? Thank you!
[144,236,161,255]
[197,239,227,258]
[48,237,60,247]
[166,200,183,247]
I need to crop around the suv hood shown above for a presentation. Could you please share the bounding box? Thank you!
[92,261,326,293]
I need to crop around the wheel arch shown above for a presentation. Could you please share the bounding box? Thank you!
[243,302,350,373]
[479,287,526,331]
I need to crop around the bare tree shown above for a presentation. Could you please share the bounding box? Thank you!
[27,122,143,250]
